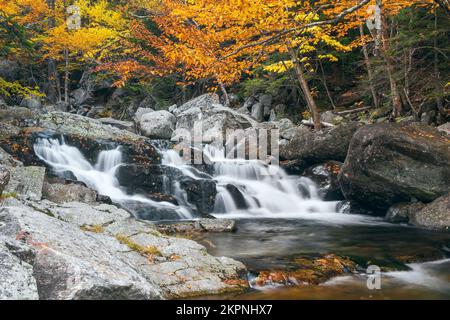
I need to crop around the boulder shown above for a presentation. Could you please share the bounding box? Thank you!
[0,199,248,299]
[410,193,450,231]
[140,110,176,139]
[321,111,343,125]
[437,122,450,135]
[0,165,10,195]
[251,103,264,122]
[180,178,217,216]
[42,181,98,204]
[70,88,91,107]
[339,123,450,211]
[172,94,256,143]
[269,104,287,122]
[4,166,45,200]
[134,107,154,123]
[385,202,425,224]
[280,122,361,164]
[303,161,344,201]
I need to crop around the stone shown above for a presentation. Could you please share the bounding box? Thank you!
[134,107,154,123]
[0,165,10,195]
[42,182,98,204]
[410,193,450,231]
[98,118,135,132]
[20,95,42,110]
[70,88,91,107]
[157,219,236,234]
[140,110,176,139]
[339,123,450,211]
[280,122,361,164]
[0,241,39,300]
[303,161,344,201]
[251,103,264,122]
[4,166,45,200]
[0,199,248,299]
[437,122,450,135]
[385,202,425,224]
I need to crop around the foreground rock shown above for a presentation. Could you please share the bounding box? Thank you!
[0,240,39,300]
[0,199,248,299]
[280,122,362,167]
[157,219,236,234]
[410,193,450,231]
[339,123,450,211]
[42,180,98,204]
[0,165,10,196]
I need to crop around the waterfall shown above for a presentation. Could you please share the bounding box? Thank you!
[163,145,347,221]
[34,138,192,219]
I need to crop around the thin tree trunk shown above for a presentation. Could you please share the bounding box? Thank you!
[318,59,336,110]
[434,8,444,122]
[64,49,69,103]
[359,24,378,108]
[289,48,321,129]
[378,0,402,117]
[46,0,61,102]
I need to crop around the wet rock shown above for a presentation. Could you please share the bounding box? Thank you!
[225,184,248,210]
[339,123,450,211]
[42,181,98,204]
[180,178,217,216]
[98,118,135,133]
[140,110,176,139]
[385,202,425,223]
[280,122,361,164]
[157,219,236,234]
[4,166,45,200]
[0,241,39,300]
[0,165,10,196]
[303,161,344,201]
[410,193,450,231]
[252,254,356,288]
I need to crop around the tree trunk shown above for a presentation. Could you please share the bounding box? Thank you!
[434,8,444,123]
[359,24,378,108]
[289,48,321,129]
[46,0,61,102]
[378,0,402,117]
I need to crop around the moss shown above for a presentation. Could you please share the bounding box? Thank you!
[80,224,105,234]
[0,192,18,200]
[115,234,161,257]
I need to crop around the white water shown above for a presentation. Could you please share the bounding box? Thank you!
[163,145,384,225]
[34,138,383,224]
[34,138,192,219]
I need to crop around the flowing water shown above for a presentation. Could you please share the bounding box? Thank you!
[33,138,450,299]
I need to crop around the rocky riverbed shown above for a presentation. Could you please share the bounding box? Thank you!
[0,93,449,300]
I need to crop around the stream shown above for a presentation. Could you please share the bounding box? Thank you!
[33,137,450,299]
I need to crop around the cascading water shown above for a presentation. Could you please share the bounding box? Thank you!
[162,144,382,225]
[34,137,380,224]
[34,138,192,219]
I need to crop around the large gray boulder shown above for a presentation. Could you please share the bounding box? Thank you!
[339,123,450,211]
[4,166,45,200]
[280,122,361,164]
[171,94,256,143]
[0,199,248,299]
[134,107,154,123]
[20,95,42,110]
[140,110,176,139]
[410,193,450,231]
